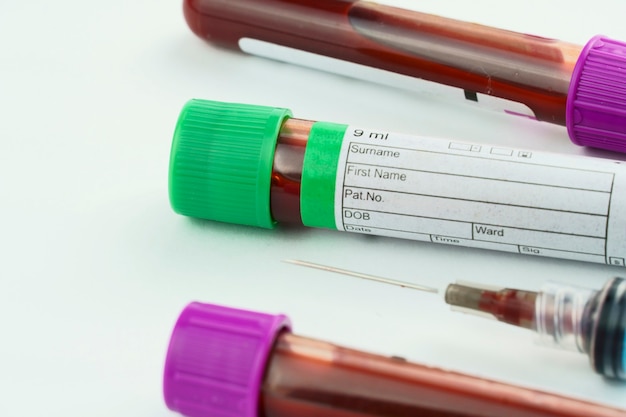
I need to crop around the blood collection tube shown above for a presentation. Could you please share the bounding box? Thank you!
[170,99,626,266]
[163,301,626,417]
[445,277,626,380]
[182,0,626,152]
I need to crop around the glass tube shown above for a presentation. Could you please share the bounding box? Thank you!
[163,301,626,417]
[169,99,626,266]
[270,118,312,225]
[261,332,625,417]
[184,0,582,124]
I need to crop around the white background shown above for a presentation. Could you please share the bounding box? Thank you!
[1,0,626,415]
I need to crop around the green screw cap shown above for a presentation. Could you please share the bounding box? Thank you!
[169,99,292,228]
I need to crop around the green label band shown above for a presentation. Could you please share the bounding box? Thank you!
[300,122,348,229]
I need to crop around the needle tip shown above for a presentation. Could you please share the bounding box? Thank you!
[282,259,438,294]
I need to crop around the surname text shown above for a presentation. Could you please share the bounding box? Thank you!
[350,144,400,158]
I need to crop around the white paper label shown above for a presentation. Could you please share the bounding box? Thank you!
[334,127,626,266]
[239,38,536,118]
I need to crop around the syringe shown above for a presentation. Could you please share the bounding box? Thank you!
[285,259,626,380]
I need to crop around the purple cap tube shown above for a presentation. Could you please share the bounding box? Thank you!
[163,302,626,417]
[181,0,626,152]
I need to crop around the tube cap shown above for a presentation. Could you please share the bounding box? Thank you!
[169,99,292,228]
[163,302,291,417]
[567,36,626,152]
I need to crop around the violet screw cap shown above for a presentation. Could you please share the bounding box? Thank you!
[567,36,626,153]
[163,302,291,417]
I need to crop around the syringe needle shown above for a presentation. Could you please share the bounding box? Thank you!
[444,282,537,329]
[283,259,439,294]
[283,260,530,325]
[284,259,626,380]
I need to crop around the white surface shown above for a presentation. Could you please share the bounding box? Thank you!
[1,0,626,415]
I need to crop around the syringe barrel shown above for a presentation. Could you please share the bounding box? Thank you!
[182,1,626,152]
[163,302,626,417]
[534,282,596,353]
[170,99,626,266]
[534,277,626,380]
